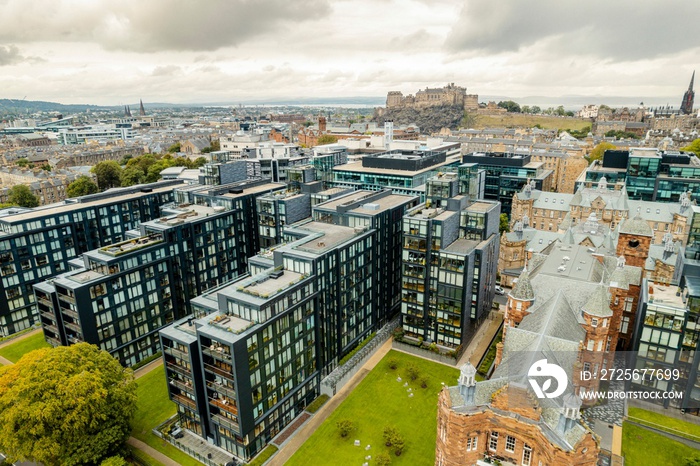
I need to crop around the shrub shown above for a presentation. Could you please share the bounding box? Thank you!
[306,394,330,414]
[374,453,391,466]
[336,419,355,438]
[383,426,397,446]
[420,377,429,389]
[406,364,420,381]
[375,452,392,466]
[388,358,398,370]
[392,433,405,456]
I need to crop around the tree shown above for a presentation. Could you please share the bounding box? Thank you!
[530,106,541,114]
[521,105,530,114]
[685,457,700,466]
[587,142,616,163]
[375,452,392,466]
[15,158,30,168]
[193,157,208,167]
[0,343,137,466]
[497,100,521,113]
[120,166,145,187]
[316,134,338,145]
[383,426,398,446]
[167,142,181,153]
[336,419,355,438]
[100,457,128,466]
[66,176,99,198]
[7,185,39,208]
[391,433,405,456]
[682,138,700,156]
[406,365,420,381]
[499,213,510,235]
[210,139,220,151]
[91,161,122,190]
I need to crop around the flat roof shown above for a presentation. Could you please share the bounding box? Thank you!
[647,281,685,308]
[444,238,480,254]
[349,193,415,215]
[333,154,462,177]
[467,201,496,213]
[294,222,362,253]
[217,182,285,199]
[0,184,176,223]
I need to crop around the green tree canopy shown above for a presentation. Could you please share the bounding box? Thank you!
[66,176,99,198]
[681,138,700,156]
[7,185,39,208]
[497,100,521,113]
[587,141,616,163]
[499,213,510,235]
[15,158,30,168]
[0,343,137,466]
[167,142,181,153]
[119,166,145,187]
[316,134,339,145]
[91,161,123,190]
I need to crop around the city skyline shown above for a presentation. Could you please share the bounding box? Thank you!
[1,0,699,106]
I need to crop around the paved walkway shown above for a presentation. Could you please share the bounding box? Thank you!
[127,437,181,466]
[457,310,504,368]
[267,338,394,466]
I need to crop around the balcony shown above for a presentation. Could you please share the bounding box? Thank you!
[202,346,233,363]
[36,297,53,307]
[207,381,236,399]
[163,345,189,359]
[212,414,239,433]
[58,294,76,304]
[166,362,192,378]
[211,398,239,416]
[63,321,82,333]
[61,307,79,319]
[169,378,195,395]
[172,393,197,410]
[204,362,233,380]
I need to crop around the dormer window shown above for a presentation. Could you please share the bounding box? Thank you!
[591,318,598,327]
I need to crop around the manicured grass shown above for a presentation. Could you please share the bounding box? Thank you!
[132,366,204,466]
[628,407,700,441]
[286,350,459,466]
[622,422,700,466]
[0,332,50,363]
[474,114,590,131]
[127,445,166,466]
[246,445,278,466]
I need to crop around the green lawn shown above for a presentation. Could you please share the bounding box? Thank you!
[628,407,700,441]
[622,422,700,466]
[132,366,204,466]
[0,332,50,363]
[286,350,459,466]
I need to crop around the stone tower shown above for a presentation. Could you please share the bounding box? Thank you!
[616,212,652,269]
[681,71,695,115]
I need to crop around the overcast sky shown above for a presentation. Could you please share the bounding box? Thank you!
[1,0,698,106]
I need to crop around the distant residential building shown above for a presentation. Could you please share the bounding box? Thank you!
[460,152,554,215]
[57,126,134,145]
[576,148,700,202]
[578,104,599,119]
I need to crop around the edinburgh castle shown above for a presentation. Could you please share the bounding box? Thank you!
[386,83,479,111]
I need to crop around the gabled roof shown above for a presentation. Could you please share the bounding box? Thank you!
[581,285,613,317]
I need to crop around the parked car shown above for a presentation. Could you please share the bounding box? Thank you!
[494,285,505,295]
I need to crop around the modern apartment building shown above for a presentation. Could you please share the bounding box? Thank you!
[460,151,554,215]
[0,181,182,336]
[628,277,700,414]
[577,148,700,202]
[34,180,286,366]
[401,188,500,352]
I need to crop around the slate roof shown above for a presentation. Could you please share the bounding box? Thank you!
[581,285,613,317]
[510,267,535,301]
[618,214,653,236]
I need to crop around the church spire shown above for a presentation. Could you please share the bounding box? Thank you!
[681,71,695,115]
[139,99,146,116]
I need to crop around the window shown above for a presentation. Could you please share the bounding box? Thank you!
[587,339,595,351]
[489,431,499,451]
[522,443,532,466]
[591,318,598,327]
[620,316,630,334]
[506,435,516,452]
[466,436,478,451]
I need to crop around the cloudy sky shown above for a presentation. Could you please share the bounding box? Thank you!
[1,0,699,106]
